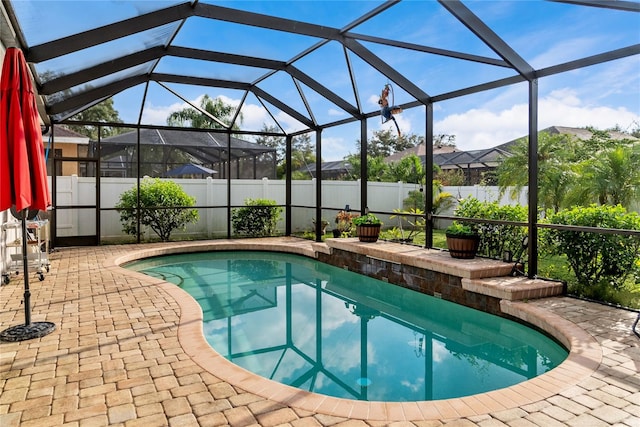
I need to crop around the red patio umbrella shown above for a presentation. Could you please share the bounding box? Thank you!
[0,47,54,341]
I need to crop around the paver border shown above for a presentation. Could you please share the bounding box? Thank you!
[106,240,603,421]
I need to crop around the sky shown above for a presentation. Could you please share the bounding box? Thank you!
[17,1,640,161]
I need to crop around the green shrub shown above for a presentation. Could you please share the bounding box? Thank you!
[232,198,283,237]
[454,197,528,259]
[542,204,640,290]
[445,221,477,237]
[403,188,455,214]
[352,213,382,226]
[115,178,199,242]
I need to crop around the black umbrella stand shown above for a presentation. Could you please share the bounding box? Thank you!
[0,208,55,342]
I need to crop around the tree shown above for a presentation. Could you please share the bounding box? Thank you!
[343,153,389,181]
[496,131,577,212]
[291,133,316,178]
[435,169,465,186]
[568,143,640,208]
[255,124,285,163]
[66,98,124,139]
[383,154,425,183]
[167,94,241,129]
[254,127,316,179]
[496,128,640,211]
[254,125,288,178]
[115,178,199,242]
[354,129,418,158]
[434,134,457,148]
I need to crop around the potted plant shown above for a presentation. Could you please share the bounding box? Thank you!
[445,221,480,259]
[352,213,383,242]
[333,210,358,237]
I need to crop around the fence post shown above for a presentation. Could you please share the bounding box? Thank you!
[262,177,269,199]
[71,174,79,237]
[206,177,213,238]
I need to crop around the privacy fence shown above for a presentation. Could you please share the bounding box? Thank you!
[53,176,527,242]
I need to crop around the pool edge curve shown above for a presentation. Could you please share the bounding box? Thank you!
[106,239,602,422]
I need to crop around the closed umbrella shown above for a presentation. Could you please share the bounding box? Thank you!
[0,47,54,341]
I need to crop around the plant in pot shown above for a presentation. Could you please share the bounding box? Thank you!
[445,221,480,259]
[352,213,383,242]
[333,210,357,237]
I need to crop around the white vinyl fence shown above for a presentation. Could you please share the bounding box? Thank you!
[54,176,527,241]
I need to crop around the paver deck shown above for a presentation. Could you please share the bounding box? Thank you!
[1,238,638,427]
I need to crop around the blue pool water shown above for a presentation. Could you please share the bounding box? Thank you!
[127,251,568,402]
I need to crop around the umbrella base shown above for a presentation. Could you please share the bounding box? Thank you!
[0,322,55,342]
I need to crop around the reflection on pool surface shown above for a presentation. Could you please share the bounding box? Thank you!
[127,251,568,402]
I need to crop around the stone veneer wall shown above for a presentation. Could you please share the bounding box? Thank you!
[317,248,503,316]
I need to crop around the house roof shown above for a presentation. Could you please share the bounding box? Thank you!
[385,143,457,163]
[496,125,638,151]
[43,125,90,144]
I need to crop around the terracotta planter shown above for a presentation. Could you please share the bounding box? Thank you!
[357,224,381,242]
[446,233,480,259]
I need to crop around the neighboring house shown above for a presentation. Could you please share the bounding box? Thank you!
[495,125,635,152]
[43,126,90,176]
[432,147,511,185]
[305,126,635,185]
[384,143,457,163]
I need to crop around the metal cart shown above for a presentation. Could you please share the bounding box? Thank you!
[2,219,50,284]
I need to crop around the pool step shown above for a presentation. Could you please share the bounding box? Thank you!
[318,239,565,302]
[462,276,565,301]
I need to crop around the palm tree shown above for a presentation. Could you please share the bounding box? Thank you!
[568,144,640,208]
[167,94,242,129]
[496,131,577,212]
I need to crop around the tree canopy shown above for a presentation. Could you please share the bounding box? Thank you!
[167,95,242,130]
[66,98,124,140]
[496,128,640,211]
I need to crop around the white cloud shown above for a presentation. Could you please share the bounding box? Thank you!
[141,100,186,125]
[139,81,638,159]
[435,90,640,151]
[239,102,272,130]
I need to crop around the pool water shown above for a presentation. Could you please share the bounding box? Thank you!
[127,251,568,402]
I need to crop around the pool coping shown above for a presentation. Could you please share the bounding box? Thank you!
[106,238,603,422]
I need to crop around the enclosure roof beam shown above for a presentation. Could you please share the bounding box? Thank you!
[536,44,640,78]
[286,65,361,118]
[439,0,535,80]
[195,3,340,40]
[344,32,509,68]
[549,0,640,12]
[26,2,195,62]
[343,38,431,104]
[252,86,316,129]
[40,46,167,95]
[47,74,148,115]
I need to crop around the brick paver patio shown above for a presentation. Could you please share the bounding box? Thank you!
[1,239,638,426]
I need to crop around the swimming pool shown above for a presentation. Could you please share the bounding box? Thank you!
[127,251,568,402]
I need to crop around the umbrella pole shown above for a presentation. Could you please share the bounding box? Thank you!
[0,209,55,341]
[21,212,31,326]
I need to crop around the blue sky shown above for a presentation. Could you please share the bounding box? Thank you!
[17,1,640,160]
